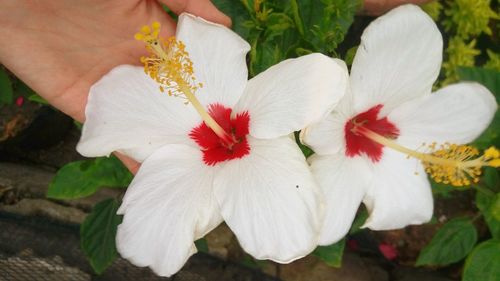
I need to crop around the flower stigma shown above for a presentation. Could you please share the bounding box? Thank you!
[349,116,499,187]
[135,22,233,145]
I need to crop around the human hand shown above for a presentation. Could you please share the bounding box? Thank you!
[0,0,230,173]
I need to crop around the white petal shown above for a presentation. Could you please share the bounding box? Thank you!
[235,54,348,139]
[116,144,222,277]
[176,14,250,108]
[213,136,323,262]
[309,154,371,245]
[350,4,442,114]
[300,111,349,156]
[389,82,497,149]
[362,149,433,230]
[77,65,199,162]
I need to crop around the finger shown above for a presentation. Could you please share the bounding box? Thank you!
[158,0,231,27]
[114,152,141,175]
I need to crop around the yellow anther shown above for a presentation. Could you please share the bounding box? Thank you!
[135,23,161,44]
[134,33,145,41]
[152,21,161,30]
[141,25,151,34]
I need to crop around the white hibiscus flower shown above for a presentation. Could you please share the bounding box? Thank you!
[301,5,498,246]
[77,14,349,276]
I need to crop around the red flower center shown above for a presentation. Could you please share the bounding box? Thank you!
[189,103,251,166]
[344,104,399,162]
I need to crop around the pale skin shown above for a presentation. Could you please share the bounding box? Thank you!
[0,0,428,174]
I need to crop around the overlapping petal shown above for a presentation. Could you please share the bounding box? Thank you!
[362,149,433,230]
[77,65,199,162]
[309,154,371,245]
[116,144,222,277]
[176,14,250,108]
[213,136,323,262]
[300,111,348,156]
[235,54,348,139]
[350,5,442,115]
[389,82,497,149]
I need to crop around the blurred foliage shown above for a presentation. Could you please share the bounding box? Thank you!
[458,67,500,149]
[423,0,499,87]
[0,68,48,106]
[442,38,480,85]
[0,67,13,105]
[442,0,498,39]
[421,1,443,21]
[484,50,500,71]
[213,0,360,76]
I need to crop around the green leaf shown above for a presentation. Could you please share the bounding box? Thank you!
[47,157,132,200]
[431,180,468,197]
[212,0,252,38]
[492,195,500,221]
[313,239,345,267]
[16,81,36,97]
[349,208,368,234]
[290,0,305,36]
[476,191,500,239]
[250,39,284,75]
[463,239,500,281]
[81,198,122,274]
[73,120,83,130]
[194,238,209,253]
[264,13,294,40]
[457,67,500,149]
[240,254,269,269]
[294,131,313,158]
[457,67,500,97]
[0,68,14,105]
[474,109,500,149]
[344,46,358,66]
[416,218,477,266]
[294,0,360,54]
[483,167,500,192]
[28,94,49,105]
